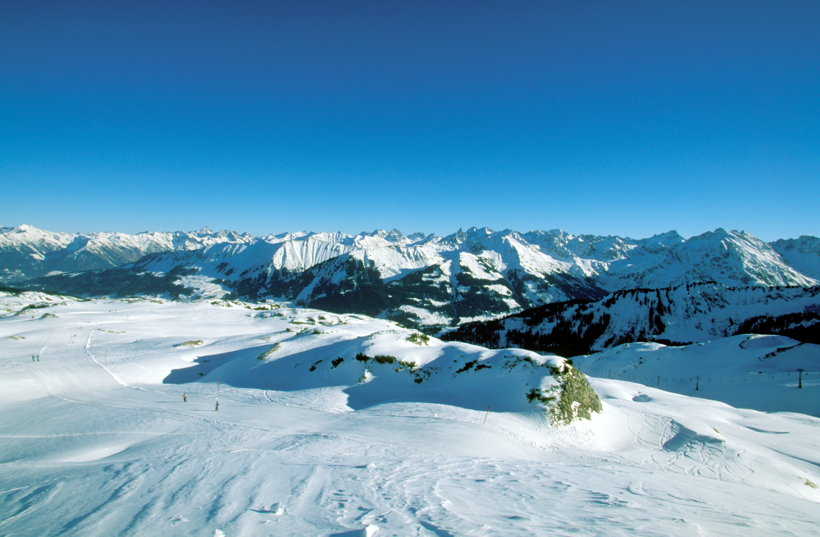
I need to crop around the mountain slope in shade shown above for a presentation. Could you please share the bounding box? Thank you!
[442,282,820,356]
[772,235,820,281]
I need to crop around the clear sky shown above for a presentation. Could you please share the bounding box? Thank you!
[1,0,818,240]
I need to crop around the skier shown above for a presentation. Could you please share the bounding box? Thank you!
[215,400,220,412]
[183,393,188,403]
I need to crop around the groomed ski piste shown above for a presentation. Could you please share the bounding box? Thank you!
[1,292,818,536]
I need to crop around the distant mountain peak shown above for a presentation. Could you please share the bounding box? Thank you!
[6,224,49,234]
[366,228,407,242]
[651,230,683,240]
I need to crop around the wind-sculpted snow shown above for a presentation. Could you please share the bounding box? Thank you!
[1,294,819,536]
[162,311,600,425]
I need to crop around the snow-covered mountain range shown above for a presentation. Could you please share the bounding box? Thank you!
[4,225,818,332]
[0,224,251,282]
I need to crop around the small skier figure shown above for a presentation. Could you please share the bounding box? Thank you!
[215,400,220,412]
[183,393,188,403]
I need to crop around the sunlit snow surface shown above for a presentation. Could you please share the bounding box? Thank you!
[1,294,818,537]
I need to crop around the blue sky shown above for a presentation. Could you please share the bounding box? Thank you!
[1,0,818,240]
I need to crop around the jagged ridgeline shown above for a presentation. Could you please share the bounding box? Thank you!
[3,225,818,334]
[442,283,820,356]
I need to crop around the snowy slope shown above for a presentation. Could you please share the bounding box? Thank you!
[444,282,820,355]
[575,335,819,415]
[1,294,818,536]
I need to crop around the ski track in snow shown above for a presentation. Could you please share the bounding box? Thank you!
[0,296,818,536]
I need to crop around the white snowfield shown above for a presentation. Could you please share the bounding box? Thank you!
[576,336,820,415]
[1,294,818,537]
